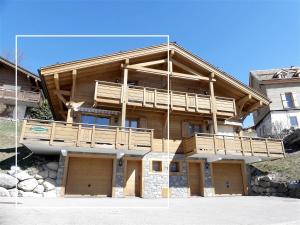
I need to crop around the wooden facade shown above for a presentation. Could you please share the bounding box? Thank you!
[20,43,284,158]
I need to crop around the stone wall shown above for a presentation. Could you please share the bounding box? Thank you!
[0,158,60,197]
[249,167,300,199]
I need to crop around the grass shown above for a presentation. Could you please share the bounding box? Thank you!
[251,152,300,182]
[0,119,22,149]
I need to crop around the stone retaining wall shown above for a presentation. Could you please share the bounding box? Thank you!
[0,158,60,197]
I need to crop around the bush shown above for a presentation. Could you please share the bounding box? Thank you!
[28,100,53,120]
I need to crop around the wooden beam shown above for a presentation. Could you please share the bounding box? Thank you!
[172,59,208,79]
[59,90,71,96]
[245,100,263,114]
[209,72,218,134]
[130,58,167,67]
[121,59,129,127]
[236,95,252,116]
[54,73,65,118]
[54,90,67,105]
[71,69,77,100]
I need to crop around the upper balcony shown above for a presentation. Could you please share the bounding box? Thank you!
[20,119,153,155]
[94,81,236,117]
[0,87,41,106]
[183,133,285,158]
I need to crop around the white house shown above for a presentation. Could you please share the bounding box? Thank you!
[250,67,300,137]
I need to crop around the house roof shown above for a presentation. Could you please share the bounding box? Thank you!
[0,56,40,81]
[40,42,269,105]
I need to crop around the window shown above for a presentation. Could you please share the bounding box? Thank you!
[289,116,298,127]
[170,161,180,173]
[188,124,203,136]
[126,118,138,128]
[81,115,110,126]
[285,93,295,108]
[151,161,162,172]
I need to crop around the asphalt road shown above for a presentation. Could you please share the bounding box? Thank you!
[0,196,300,225]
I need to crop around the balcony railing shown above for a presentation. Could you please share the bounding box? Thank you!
[0,87,41,103]
[20,119,153,151]
[94,81,236,116]
[183,133,285,158]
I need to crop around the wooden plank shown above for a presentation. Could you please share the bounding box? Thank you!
[49,122,56,145]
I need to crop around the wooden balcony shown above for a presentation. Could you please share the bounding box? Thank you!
[94,81,236,116]
[20,119,153,152]
[0,87,41,104]
[183,133,285,158]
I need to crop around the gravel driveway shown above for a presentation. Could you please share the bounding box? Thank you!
[0,196,299,225]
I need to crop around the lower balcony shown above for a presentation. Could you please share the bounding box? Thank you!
[20,119,153,155]
[183,133,285,158]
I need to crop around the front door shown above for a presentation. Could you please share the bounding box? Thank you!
[188,162,203,196]
[125,160,141,197]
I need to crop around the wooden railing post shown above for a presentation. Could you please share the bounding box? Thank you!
[249,137,254,156]
[265,139,270,157]
[195,94,199,112]
[128,128,132,150]
[240,136,245,156]
[170,91,173,110]
[115,127,119,149]
[76,124,82,147]
[223,135,227,155]
[154,89,157,108]
[213,134,217,154]
[150,130,154,151]
[281,141,286,158]
[49,122,56,146]
[194,134,198,152]
[91,125,95,148]
[19,120,27,142]
[185,93,189,111]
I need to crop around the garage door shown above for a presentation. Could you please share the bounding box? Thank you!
[212,163,244,195]
[65,157,113,196]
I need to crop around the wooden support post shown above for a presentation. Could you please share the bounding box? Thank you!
[121,59,129,127]
[66,108,73,123]
[250,137,254,156]
[223,135,227,154]
[209,72,218,134]
[213,134,217,154]
[49,122,56,145]
[115,127,119,148]
[128,128,132,150]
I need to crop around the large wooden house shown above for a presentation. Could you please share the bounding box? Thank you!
[0,57,42,119]
[19,43,285,198]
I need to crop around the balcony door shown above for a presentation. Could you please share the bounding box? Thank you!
[81,115,111,126]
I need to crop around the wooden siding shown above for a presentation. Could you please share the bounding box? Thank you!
[95,81,236,116]
[20,119,153,151]
[183,133,285,158]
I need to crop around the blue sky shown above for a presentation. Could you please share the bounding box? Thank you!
[1,0,300,127]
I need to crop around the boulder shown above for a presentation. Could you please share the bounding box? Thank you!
[43,178,56,191]
[260,180,270,188]
[46,162,59,171]
[18,190,42,197]
[7,166,21,176]
[35,170,48,179]
[15,171,33,181]
[0,187,10,197]
[33,185,45,194]
[18,178,38,192]
[48,170,57,179]
[43,190,57,198]
[8,188,18,197]
[0,173,18,189]
[278,183,288,193]
[37,179,44,185]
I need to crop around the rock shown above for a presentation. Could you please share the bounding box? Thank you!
[254,178,259,186]
[14,171,33,181]
[46,162,59,171]
[260,176,271,182]
[48,170,57,179]
[33,185,45,194]
[270,182,280,188]
[7,166,21,176]
[260,181,270,188]
[43,190,57,198]
[18,190,42,197]
[8,188,18,197]
[37,179,44,185]
[278,183,288,193]
[18,178,38,192]
[0,173,18,189]
[0,187,10,197]
[43,178,56,191]
[265,187,276,193]
[35,170,48,179]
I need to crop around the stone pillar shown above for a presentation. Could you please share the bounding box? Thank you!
[114,158,125,198]
[55,153,66,197]
[203,161,215,196]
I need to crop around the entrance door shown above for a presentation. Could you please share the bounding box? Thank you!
[212,163,244,195]
[65,157,113,196]
[188,162,203,196]
[125,160,141,197]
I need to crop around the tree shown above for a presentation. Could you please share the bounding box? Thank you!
[28,100,53,120]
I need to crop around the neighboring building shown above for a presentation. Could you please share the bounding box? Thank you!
[0,57,42,119]
[250,67,300,137]
[19,43,285,198]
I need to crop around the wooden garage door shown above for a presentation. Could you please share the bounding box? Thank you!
[213,163,244,195]
[188,162,203,196]
[65,157,113,196]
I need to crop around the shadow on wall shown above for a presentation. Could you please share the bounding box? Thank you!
[0,146,59,171]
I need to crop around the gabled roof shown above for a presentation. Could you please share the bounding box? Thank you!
[40,42,269,104]
[0,56,40,81]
